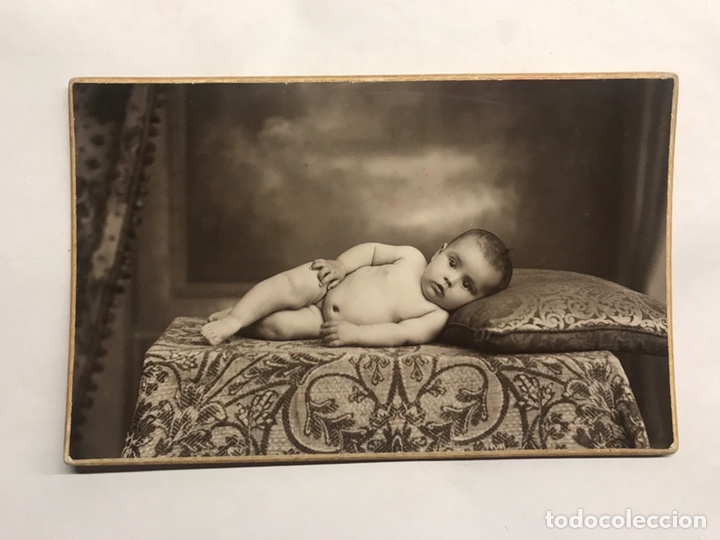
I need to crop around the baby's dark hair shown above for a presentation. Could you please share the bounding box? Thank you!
[449,229,513,295]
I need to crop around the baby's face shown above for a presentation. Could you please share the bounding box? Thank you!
[420,237,501,311]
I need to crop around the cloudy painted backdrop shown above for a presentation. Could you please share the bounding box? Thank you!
[179,79,671,292]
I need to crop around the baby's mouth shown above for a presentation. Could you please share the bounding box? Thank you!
[433,282,444,296]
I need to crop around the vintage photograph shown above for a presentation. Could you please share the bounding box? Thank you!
[66,74,676,466]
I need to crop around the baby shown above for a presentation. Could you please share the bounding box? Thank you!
[201,229,512,347]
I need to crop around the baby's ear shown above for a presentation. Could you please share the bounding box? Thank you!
[431,242,448,261]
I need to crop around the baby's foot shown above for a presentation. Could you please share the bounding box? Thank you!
[201,316,242,346]
[208,307,233,322]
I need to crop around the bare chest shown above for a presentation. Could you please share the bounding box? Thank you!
[323,264,433,324]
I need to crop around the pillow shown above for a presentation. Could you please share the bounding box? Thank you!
[440,269,668,355]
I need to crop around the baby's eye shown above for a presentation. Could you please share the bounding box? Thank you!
[462,280,471,290]
[449,259,457,268]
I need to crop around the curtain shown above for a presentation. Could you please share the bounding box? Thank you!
[614,78,675,448]
[70,83,162,452]
[616,78,674,295]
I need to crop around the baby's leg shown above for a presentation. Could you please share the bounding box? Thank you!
[245,305,323,340]
[201,263,328,345]
[208,307,232,322]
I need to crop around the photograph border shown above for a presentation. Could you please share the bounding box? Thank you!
[65,72,679,469]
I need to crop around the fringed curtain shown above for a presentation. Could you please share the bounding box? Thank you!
[70,83,163,453]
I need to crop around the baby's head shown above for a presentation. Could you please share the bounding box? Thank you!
[421,229,513,311]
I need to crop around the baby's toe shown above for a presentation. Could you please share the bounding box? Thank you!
[201,324,219,345]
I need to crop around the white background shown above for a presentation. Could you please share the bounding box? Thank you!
[1,1,719,538]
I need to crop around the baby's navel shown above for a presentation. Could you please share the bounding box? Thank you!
[332,305,340,313]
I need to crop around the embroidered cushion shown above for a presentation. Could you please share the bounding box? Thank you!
[441,269,668,355]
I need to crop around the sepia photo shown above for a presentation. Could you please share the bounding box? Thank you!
[65,74,677,467]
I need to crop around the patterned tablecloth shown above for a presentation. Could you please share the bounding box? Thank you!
[122,317,649,458]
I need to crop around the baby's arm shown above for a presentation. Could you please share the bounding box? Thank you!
[339,243,425,270]
[313,243,425,288]
[320,309,449,347]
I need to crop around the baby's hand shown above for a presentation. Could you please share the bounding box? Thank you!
[320,321,358,347]
[311,259,347,290]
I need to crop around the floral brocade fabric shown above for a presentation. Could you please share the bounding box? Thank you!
[122,318,648,458]
[441,269,668,355]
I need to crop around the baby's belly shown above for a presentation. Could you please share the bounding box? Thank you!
[322,266,400,325]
